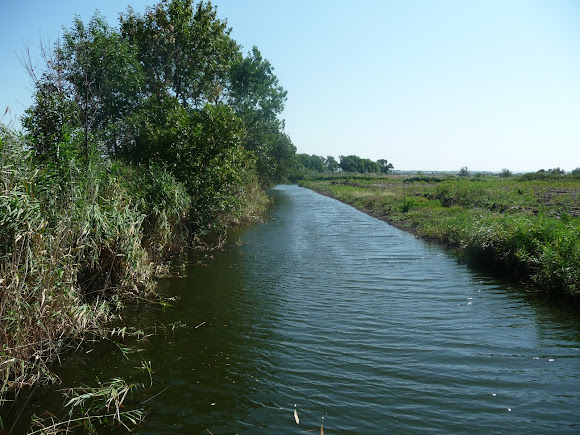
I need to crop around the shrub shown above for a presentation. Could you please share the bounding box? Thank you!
[499,168,512,178]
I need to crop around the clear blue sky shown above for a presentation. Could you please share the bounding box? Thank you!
[1,0,579,172]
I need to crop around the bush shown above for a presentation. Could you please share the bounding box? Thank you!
[0,125,154,401]
[499,168,512,178]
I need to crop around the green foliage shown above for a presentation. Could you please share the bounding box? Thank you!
[325,156,339,172]
[29,376,148,433]
[499,168,512,178]
[23,13,144,160]
[227,46,294,185]
[23,0,295,226]
[61,13,144,155]
[339,155,379,173]
[0,125,162,411]
[120,0,238,107]
[461,214,580,294]
[126,99,251,231]
[106,163,191,264]
[518,168,566,181]
[296,154,325,172]
[404,175,444,183]
[458,166,470,177]
[290,154,394,181]
[228,46,287,123]
[22,82,77,161]
[377,159,394,173]
[400,197,415,213]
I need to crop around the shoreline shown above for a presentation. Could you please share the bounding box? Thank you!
[299,176,580,305]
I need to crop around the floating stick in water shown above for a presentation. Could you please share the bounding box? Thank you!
[294,404,299,424]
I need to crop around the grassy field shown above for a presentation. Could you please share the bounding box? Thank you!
[299,173,580,303]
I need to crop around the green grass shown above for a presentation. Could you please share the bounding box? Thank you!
[300,173,580,302]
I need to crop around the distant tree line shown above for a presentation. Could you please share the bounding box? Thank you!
[293,154,394,175]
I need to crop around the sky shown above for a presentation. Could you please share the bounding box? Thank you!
[1,0,579,172]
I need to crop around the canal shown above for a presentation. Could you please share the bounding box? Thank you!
[20,185,580,433]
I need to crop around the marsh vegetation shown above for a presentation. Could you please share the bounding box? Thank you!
[1,0,293,429]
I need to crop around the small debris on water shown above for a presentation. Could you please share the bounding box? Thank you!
[294,404,300,424]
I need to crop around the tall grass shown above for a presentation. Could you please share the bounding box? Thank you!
[121,164,192,264]
[1,122,265,423]
[29,376,149,433]
[0,126,155,411]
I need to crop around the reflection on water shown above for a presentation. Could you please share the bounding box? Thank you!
[17,185,580,433]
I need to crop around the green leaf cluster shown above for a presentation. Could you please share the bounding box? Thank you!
[22,0,296,209]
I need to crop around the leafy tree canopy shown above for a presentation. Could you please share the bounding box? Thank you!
[23,0,296,191]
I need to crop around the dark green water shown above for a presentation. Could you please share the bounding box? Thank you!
[15,185,580,433]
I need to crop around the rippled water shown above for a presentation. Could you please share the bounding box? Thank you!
[20,185,580,433]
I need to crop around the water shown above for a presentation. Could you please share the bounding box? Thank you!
[18,185,580,433]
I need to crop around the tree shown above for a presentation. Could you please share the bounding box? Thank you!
[120,2,295,186]
[377,159,394,173]
[360,158,379,173]
[339,155,361,172]
[227,46,293,185]
[325,156,339,172]
[227,46,287,125]
[548,167,565,176]
[120,0,239,108]
[459,166,470,177]
[61,13,144,157]
[295,154,325,173]
[339,155,381,173]
[22,78,76,161]
[499,168,512,178]
[127,97,251,226]
[22,0,297,227]
[23,13,144,160]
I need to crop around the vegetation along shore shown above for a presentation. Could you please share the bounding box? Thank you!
[1,0,294,429]
[299,170,580,304]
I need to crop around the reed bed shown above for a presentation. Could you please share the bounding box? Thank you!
[0,124,268,427]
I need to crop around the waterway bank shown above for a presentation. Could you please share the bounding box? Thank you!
[299,175,580,303]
